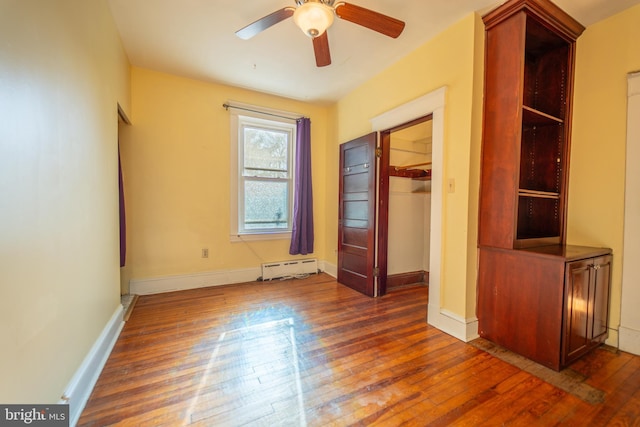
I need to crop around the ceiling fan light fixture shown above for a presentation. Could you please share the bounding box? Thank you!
[293,2,334,38]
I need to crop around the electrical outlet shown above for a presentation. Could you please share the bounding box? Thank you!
[202,248,209,258]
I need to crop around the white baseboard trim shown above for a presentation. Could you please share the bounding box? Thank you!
[427,305,479,342]
[60,305,124,427]
[320,260,337,278]
[620,325,640,356]
[130,261,338,296]
[130,267,262,295]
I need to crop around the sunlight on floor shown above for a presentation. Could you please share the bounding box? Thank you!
[183,318,307,426]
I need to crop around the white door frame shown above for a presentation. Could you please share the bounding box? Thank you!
[620,71,640,355]
[370,87,472,341]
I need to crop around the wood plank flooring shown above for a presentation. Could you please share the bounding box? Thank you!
[79,273,640,426]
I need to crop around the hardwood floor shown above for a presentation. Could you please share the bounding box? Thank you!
[79,273,640,426]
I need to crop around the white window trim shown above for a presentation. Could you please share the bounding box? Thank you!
[229,104,298,242]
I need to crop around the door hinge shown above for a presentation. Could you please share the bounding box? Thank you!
[373,267,380,277]
[375,147,382,158]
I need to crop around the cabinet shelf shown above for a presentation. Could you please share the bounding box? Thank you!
[519,188,560,199]
[523,106,564,125]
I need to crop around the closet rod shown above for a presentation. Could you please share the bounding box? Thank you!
[222,103,303,121]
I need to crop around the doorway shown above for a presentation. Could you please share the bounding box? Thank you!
[337,89,451,331]
[382,116,433,291]
[118,104,131,296]
[337,115,433,297]
[369,88,451,336]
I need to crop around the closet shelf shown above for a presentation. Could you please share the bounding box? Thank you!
[389,166,431,180]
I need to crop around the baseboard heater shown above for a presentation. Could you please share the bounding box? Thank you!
[260,258,318,281]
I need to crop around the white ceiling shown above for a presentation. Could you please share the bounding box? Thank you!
[108,0,640,104]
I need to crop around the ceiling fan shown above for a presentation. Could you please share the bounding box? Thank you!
[236,0,405,67]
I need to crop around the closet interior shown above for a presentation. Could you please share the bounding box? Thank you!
[386,117,432,289]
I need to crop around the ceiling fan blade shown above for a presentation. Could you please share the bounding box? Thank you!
[334,2,405,38]
[236,7,295,40]
[313,32,331,67]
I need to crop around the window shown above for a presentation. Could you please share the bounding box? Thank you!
[230,110,296,240]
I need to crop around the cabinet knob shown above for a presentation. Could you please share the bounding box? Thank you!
[591,264,600,270]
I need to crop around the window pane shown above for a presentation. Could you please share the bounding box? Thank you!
[244,180,289,230]
[243,126,289,179]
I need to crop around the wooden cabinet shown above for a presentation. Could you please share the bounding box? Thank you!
[478,246,612,371]
[477,0,612,370]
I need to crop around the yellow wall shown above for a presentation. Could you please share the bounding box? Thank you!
[2,1,636,406]
[331,13,484,319]
[569,4,640,343]
[121,67,331,281]
[0,0,130,402]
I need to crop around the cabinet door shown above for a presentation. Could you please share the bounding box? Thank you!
[564,259,591,362]
[563,254,612,366]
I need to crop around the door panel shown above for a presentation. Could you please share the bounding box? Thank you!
[344,200,369,222]
[564,260,590,361]
[344,173,368,194]
[343,227,368,248]
[338,133,377,296]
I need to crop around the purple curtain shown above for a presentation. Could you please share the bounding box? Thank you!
[289,117,314,255]
[118,146,126,267]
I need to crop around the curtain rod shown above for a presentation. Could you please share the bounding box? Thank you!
[222,103,304,121]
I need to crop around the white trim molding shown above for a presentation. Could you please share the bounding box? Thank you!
[130,260,335,295]
[371,87,476,342]
[620,71,640,355]
[620,326,640,355]
[322,260,337,278]
[60,305,124,427]
[370,87,446,132]
[432,309,480,342]
[130,267,262,295]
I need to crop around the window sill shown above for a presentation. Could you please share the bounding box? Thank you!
[230,232,292,242]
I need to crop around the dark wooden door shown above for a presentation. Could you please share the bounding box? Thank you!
[338,133,378,296]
